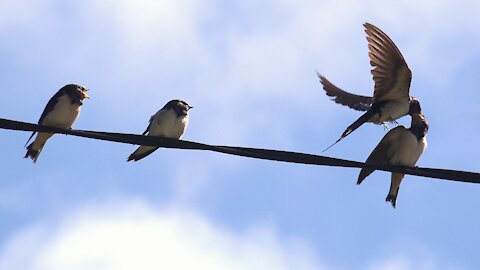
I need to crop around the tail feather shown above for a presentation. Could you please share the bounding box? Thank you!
[323,109,377,152]
[322,137,342,153]
[357,167,375,185]
[385,193,398,208]
[24,142,42,163]
[24,131,37,148]
[127,146,159,162]
[386,173,404,208]
[341,109,377,139]
[24,132,52,163]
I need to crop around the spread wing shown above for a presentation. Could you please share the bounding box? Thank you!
[318,73,373,111]
[357,126,406,184]
[364,23,412,102]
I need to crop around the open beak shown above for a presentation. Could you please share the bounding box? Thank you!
[82,91,90,99]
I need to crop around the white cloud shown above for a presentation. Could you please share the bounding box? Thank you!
[0,200,457,270]
[2,0,479,211]
[1,0,478,180]
[85,0,213,67]
[4,0,479,130]
[3,0,480,102]
[0,201,324,270]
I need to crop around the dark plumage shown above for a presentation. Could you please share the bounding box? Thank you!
[357,111,429,208]
[127,99,192,162]
[320,23,418,152]
[24,84,89,162]
[317,73,373,111]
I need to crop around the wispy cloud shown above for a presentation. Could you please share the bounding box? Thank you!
[0,200,325,270]
[0,1,478,269]
[3,0,479,139]
[0,200,458,270]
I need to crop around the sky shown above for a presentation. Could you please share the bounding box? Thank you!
[0,0,479,269]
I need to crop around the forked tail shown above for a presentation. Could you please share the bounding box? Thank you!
[322,109,376,152]
[385,193,398,208]
[24,132,53,163]
[24,142,42,163]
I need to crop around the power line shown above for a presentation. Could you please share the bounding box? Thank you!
[1,117,479,183]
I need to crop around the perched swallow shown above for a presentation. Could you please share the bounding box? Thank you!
[24,84,90,162]
[321,22,417,151]
[127,99,192,162]
[357,101,428,208]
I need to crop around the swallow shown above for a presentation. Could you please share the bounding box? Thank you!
[357,101,428,208]
[24,84,90,162]
[321,22,417,151]
[127,99,192,162]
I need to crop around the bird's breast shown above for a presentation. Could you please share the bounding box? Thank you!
[42,95,81,128]
[375,98,410,123]
[148,110,188,139]
[389,131,426,166]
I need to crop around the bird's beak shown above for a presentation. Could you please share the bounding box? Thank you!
[82,91,90,99]
[188,105,193,109]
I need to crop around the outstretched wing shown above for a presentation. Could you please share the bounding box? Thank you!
[364,23,412,102]
[318,73,373,111]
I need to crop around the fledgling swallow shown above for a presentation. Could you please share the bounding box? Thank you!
[320,22,417,151]
[127,99,192,162]
[24,84,90,162]
[357,101,427,208]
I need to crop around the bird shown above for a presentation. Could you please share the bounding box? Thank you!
[127,99,192,162]
[320,22,418,152]
[357,101,428,208]
[24,84,90,162]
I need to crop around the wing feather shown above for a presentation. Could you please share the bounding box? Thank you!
[318,73,373,111]
[364,23,412,102]
[24,87,65,147]
[142,115,155,135]
[357,126,407,184]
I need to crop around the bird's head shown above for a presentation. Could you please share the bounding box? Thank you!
[77,85,90,100]
[410,112,429,140]
[408,97,421,115]
[165,99,193,117]
[63,84,90,103]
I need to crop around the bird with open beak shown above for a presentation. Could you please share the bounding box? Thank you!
[357,100,428,208]
[127,99,192,162]
[320,23,418,152]
[24,84,90,162]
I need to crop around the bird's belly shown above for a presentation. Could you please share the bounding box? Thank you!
[149,115,188,139]
[390,134,426,166]
[375,99,410,123]
[42,97,81,128]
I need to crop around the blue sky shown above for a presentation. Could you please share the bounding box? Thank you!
[0,0,479,269]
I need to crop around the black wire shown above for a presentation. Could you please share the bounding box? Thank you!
[1,117,479,183]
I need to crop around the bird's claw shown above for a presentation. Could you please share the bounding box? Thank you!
[382,123,389,131]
